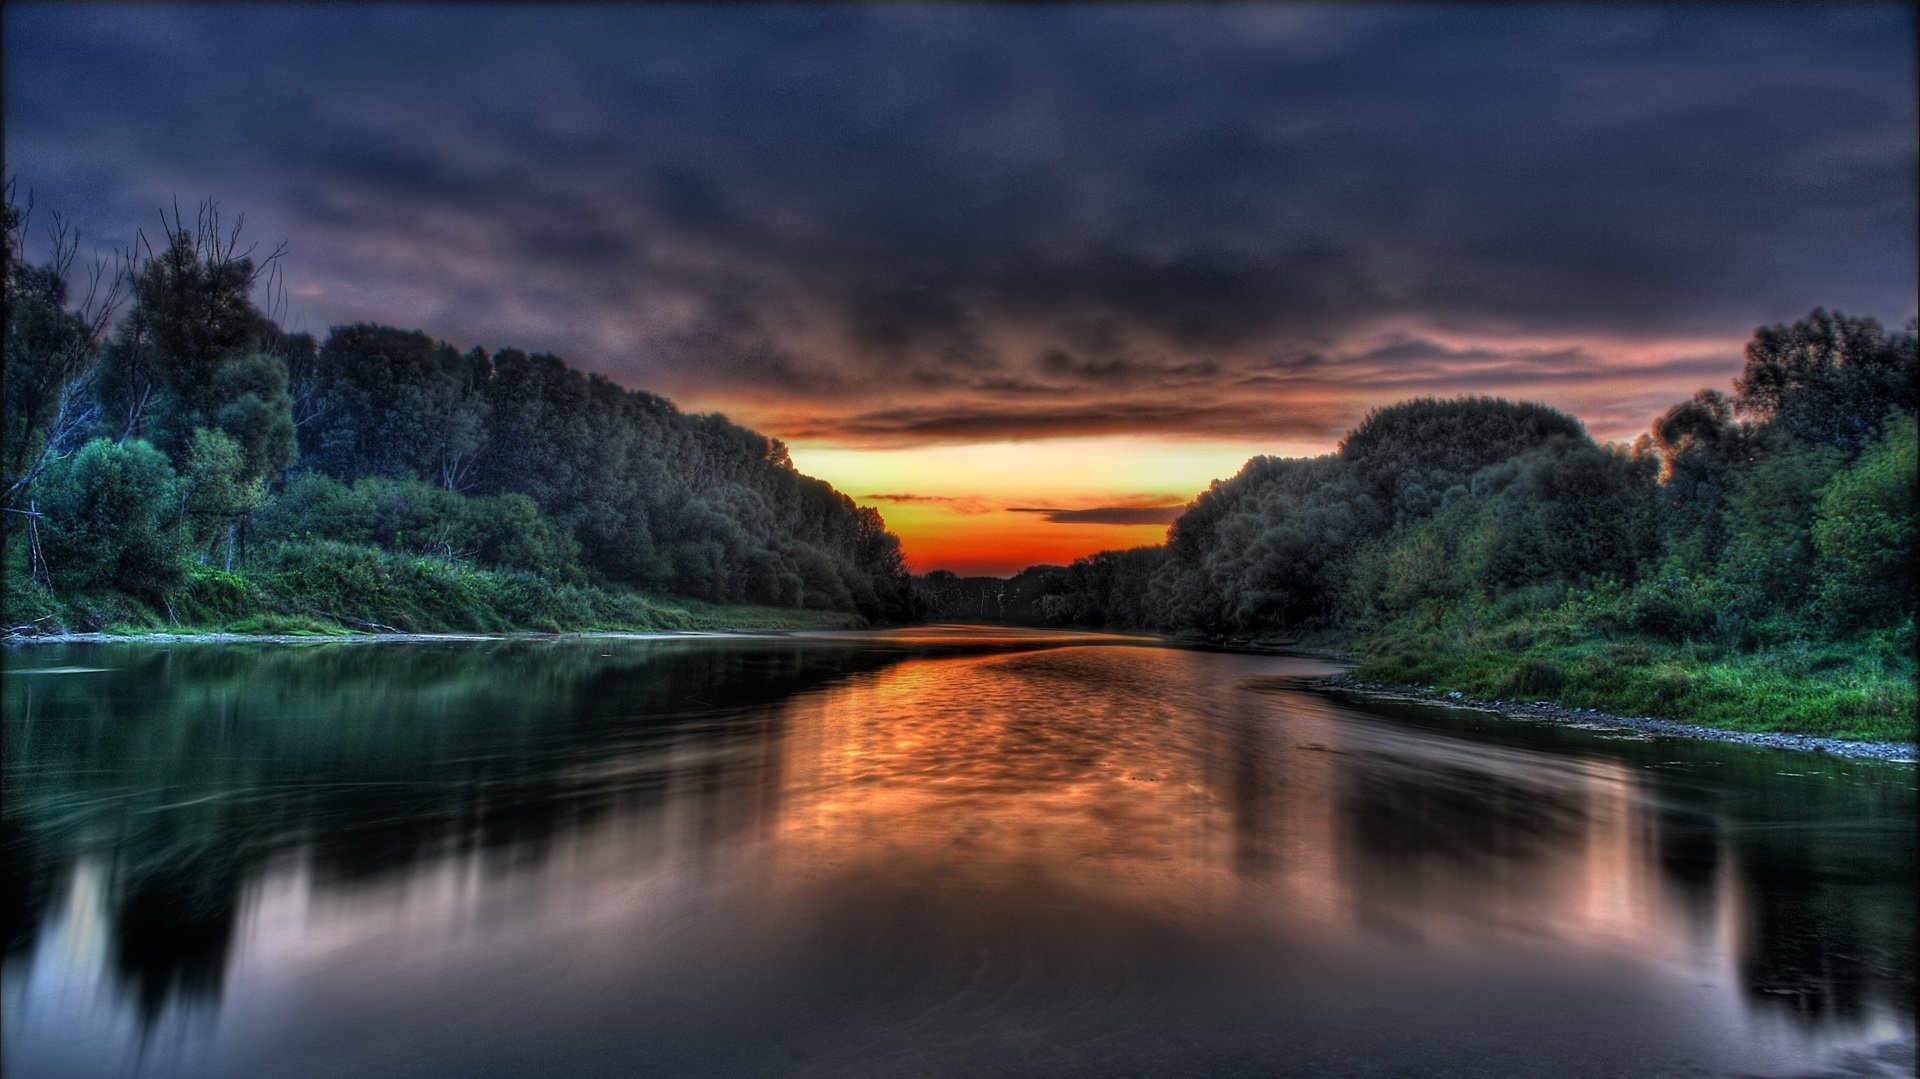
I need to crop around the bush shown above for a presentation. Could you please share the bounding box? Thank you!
[1812,415,1917,629]
[254,474,582,578]
[34,438,189,594]
[1624,574,1721,641]
[1505,658,1566,697]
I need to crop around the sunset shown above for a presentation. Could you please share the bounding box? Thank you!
[7,5,1914,573]
[4,5,1915,1078]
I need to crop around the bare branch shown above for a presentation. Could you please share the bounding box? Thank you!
[5,371,100,507]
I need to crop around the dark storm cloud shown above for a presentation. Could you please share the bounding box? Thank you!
[5,5,1914,445]
[770,397,1359,446]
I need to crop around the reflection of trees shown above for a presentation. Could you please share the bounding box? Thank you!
[4,640,1912,1043]
[1726,813,1916,1024]
[2,812,63,961]
[1324,714,1915,1027]
[110,847,243,1026]
[1650,802,1721,934]
[1337,760,1590,901]
[1636,756,1916,1027]
[2,639,903,1026]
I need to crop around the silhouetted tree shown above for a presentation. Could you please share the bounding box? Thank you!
[1734,308,1917,456]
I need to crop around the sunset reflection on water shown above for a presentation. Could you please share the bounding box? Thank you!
[3,636,1912,1078]
[775,648,1731,961]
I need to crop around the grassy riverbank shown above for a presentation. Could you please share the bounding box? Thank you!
[3,541,866,639]
[1319,613,1916,743]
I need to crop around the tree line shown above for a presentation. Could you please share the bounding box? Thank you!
[923,308,1916,660]
[4,191,914,626]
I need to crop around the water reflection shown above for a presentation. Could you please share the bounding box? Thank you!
[3,635,1913,1078]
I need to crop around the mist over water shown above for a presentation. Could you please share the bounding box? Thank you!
[3,632,1913,1077]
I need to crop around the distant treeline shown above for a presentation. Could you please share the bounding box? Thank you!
[4,193,913,629]
[916,310,1916,736]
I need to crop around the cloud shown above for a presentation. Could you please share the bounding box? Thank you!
[1007,505,1187,526]
[862,493,997,515]
[4,5,1914,449]
[758,397,1360,447]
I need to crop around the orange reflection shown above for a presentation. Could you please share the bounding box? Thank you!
[765,646,1743,968]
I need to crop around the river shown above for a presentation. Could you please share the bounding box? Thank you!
[3,628,1913,1077]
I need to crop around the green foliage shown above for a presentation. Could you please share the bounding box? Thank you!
[8,533,867,636]
[34,438,188,593]
[1618,573,1731,642]
[127,216,275,438]
[1474,437,1660,589]
[1340,496,1497,621]
[295,323,488,485]
[1812,415,1918,628]
[1734,308,1917,456]
[182,428,264,548]
[1339,396,1589,519]
[978,315,1915,738]
[293,328,912,619]
[12,191,914,628]
[1649,389,1743,563]
[252,473,582,577]
[1354,627,1915,743]
[215,539,653,634]
[1715,430,1845,619]
[1154,454,1383,632]
[210,352,298,478]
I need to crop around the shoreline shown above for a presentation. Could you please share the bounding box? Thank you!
[1,628,793,647]
[1313,673,1918,763]
[8,627,1912,761]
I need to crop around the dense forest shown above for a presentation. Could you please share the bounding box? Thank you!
[3,193,913,631]
[917,310,1917,739]
[5,189,1914,737]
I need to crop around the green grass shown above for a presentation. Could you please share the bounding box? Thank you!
[1348,613,1917,743]
[3,539,871,639]
[665,598,867,632]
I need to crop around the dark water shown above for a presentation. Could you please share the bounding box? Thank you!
[3,629,1913,1078]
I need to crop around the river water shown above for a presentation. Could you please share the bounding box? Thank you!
[3,629,1913,1077]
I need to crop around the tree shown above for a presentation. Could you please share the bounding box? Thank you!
[1649,388,1746,566]
[115,201,286,459]
[298,325,489,487]
[3,184,128,507]
[181,428,264,566]
[1812,414,1917,629]
[1472,436,1660,589]
[1339,396,1588,520]
[1716,430,1846,620]
[211,352,298,481]
[1734,309,1917,456]
[35,438,187,593]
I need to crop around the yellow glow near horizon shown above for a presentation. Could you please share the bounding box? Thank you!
[788,435,1324,576]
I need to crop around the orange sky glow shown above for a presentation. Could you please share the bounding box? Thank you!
[12,6,1912,581]
[762,339,1753,576]
[790,437,1285,576]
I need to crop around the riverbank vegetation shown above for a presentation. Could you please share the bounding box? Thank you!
[919,312,1916,741]
[3,190,912,634]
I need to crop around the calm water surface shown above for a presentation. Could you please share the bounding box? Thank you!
[3,629,1913,1077]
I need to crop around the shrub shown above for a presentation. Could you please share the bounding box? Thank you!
[1812,415,1917,629]
[1506,658,1566,697]
[34,438,188,593]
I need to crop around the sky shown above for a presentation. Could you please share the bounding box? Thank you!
[6,4,1916,575]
